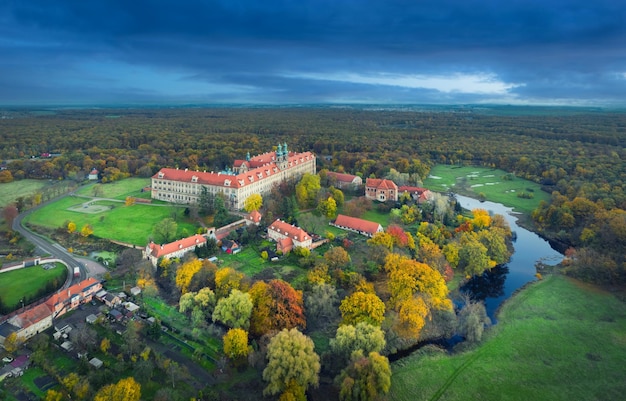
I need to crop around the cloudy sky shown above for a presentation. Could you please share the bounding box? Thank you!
[1,0,625,106]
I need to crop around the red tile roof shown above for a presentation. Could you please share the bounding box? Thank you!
[268,219,310,242]
[398,186,427,193]
[248,210,262,223]
[333,214,383,235]
[12,303,52,329]
[147,234,207,258]
[326,171,360,183]
[45,277,101,312]
[366,178,398,190]
[153,151,314,189]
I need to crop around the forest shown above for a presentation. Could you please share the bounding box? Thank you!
[1,106,624,285]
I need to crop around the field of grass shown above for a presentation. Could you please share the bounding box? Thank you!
[423,165,550,215]
[75,178,150,200]
[221,246,270,276]
[0,263,67,309]
[24,196,198,246]
[361,209,392,227]
[389,275,626,401]
[0,180,50,208]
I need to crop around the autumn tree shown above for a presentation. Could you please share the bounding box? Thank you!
[94,377,141,401]
[212,289,253,329]
[223,328,250,361]
[338,352,391,401]
[3,332,20,354]
[64,221,76,235]
[80,224,94,238]
[324,246,351,270]
[249,281,273,336]
[317,196,338,219]
[244,193,263,212]
[339,291,385,327]
[458,233,493,277]
[367,231,395,252]
[395,296,430,339]
[263,328,320,399]
[125,196,135,206]
[295,173,321,208]
[175,258,203,294]
[214,267,245,298]
[328,186,345,207]
[44,390,63,401]
[457,295,491,343]
[2,204,18,230]
[100,338,111,354]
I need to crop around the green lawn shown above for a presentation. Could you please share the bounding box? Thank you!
[361,209,392,227]
[0,263,67,309]
[423,165,550,215]
[221,246,270,277]
[0,180,50,208]
[75,178,151,200]
[24,196,198,246]
[390,275,626,401]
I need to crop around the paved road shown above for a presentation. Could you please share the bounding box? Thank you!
[12,198,88,287]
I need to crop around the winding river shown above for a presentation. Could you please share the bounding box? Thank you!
[455,195,563,321]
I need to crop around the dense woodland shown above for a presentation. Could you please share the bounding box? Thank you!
[1,106,624,286]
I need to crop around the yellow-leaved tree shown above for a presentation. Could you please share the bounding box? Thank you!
[94,377,141,401]
[244,193,263,212]
[339,291,385,327]
[175,259,203,294]
[223,328,250,360]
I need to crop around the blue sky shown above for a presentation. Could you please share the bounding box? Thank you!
[1,0,625,106]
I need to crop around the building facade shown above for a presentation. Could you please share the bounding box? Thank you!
[365,178,398,202]
[267,219,313,254]
[144,233,211,267]
[151,143,316,210]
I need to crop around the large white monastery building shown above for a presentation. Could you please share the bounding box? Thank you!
[151,143,316,210]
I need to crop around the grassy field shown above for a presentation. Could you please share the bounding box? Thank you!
[389,275,626,401]
[0,263,67,309]
[75,178,151,200]
[221,246,270,276]
[0,180,50,208]
[361,209,392,227]
[423,165,550,215]
[24,196,198,246]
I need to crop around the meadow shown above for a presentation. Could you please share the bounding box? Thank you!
[23,196,198,246]
[423,165,550,215]
[0,180,50,208]
[0,263,67,310]
[389,275,626,401]
[75,178,151,200]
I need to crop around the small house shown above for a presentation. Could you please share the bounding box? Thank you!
[85,314,98,325]
[88,169,99,180]
[89,357,103,369]
[221,239,240,254]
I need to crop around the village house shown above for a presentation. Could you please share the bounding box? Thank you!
[267,219,313,254]
[144,233,209,267]
[331,214,384,237]
[398,185,433,203]
[0,278,102,346]
[88,168,99,180]
[151,143,316,210]
[325,171,363,189]
[245,210,262,226]
[365,178,398,202]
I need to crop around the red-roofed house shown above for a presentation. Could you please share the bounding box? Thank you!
[398,186,433,204]
[267,219,312,254]
[151,143,315,210]
[144,234,208,267]
[245,210,262,226]
[365,178,398,202]
[331,214,383,237]
[88,169,99,180]
[326,171,363,189]
[45,277,102,318]
[6,303,53,342]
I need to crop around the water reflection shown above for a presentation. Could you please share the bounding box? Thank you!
[461,264,508,301]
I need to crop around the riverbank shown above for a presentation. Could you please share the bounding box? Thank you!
[389,274,626,400]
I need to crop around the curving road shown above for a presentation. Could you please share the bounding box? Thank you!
[12,197,88,287]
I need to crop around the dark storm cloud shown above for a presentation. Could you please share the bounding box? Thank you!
[0,0,625,105]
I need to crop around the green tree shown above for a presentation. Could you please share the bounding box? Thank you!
[458,234,492,277]
[317,196,338,219]
[305,283,340,328]
[263,328,320,398]
[330,322,386,362]
[212,289,253,329]
[153,218,178,243]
